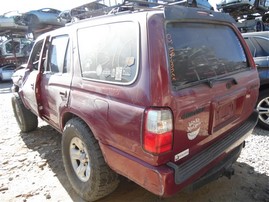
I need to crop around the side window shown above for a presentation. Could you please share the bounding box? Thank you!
[252,37,269,57]
[77,22,138,84]
[5,41,20,53]
[28,40,44,70]
[63,41,71,74]
[21,39,34,56]
[5,42,12,53]
[47,35,69,74]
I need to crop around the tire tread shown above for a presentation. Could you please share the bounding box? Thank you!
[11,94,38,132]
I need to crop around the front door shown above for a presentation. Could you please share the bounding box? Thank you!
[21,38,46,117]
[39,35,72,129]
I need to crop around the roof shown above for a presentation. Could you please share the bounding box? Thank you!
[242,31,269,37]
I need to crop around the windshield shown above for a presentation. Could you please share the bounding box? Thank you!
[166,22,248,87]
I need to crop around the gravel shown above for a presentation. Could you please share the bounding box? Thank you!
[238,126,269,176]
[0,81,268,202]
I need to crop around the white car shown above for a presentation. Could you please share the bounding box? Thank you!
[0,64,16,82]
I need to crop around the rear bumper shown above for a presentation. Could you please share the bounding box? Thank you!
[100,110,258,197]
[185,142,243,192]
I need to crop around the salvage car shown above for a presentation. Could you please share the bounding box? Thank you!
[58,2,109,23]
[0,11,27,33]
[21,8,64,28]
[217,0,269,32]
[58,0,213,24]
[11,1,259,201]
[0,38,33,58]
[243,31,269,130]
[0,63,16,82]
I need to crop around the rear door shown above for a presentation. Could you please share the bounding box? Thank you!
[39,35,72,129]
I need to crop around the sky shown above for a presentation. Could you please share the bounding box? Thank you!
[0,0,94,15]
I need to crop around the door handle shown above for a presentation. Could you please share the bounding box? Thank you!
[59,91,67,97]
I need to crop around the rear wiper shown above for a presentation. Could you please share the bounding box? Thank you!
[205,77,238,88]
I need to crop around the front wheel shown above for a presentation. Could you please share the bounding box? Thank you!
[62,118,119,201]
[256,89,269,130]
[11,94,38,132]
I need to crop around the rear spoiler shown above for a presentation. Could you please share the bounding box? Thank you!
[164,6,236,23]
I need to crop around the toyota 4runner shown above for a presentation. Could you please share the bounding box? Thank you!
[11,1,259,201]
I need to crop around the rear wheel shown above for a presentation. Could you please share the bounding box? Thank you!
[62,118,119,201]
[11,94,38,132]
[256,89,269,130]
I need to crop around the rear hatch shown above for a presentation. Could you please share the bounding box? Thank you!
[160,7,259,163]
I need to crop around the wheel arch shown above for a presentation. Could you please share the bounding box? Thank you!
[259,83,269,93]
[61,113,119,201]
[61,111,99,141]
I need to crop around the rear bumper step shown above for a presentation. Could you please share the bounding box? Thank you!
[186,143,242,191]
[167,110,258,185]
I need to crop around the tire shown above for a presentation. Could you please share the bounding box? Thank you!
[62,118,119,201]
[11,94,38,132]
[256,89,269,130]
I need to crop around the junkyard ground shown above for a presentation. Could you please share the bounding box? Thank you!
[0,81,268,202]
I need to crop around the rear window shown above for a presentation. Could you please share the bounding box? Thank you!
[166,23,248,88]
[77,22,138,84]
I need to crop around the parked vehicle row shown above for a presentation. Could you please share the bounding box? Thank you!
[242,31,269,130]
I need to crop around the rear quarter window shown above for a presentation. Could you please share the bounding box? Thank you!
[166,23,248,88]
[77,22,138,84]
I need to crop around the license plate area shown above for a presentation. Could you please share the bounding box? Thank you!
[215,101,235,126]
[211,94,245,133]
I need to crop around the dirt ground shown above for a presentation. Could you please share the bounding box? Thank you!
[0,81,268,202]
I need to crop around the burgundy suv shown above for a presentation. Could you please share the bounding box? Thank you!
[12,3,259,202]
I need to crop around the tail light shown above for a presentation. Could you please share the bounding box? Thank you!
[143,108,173,154]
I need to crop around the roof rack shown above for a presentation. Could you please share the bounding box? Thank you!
[67,0,194,21]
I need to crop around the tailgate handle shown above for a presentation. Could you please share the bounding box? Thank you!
[208,77,238,88]
[60,91,67,97]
